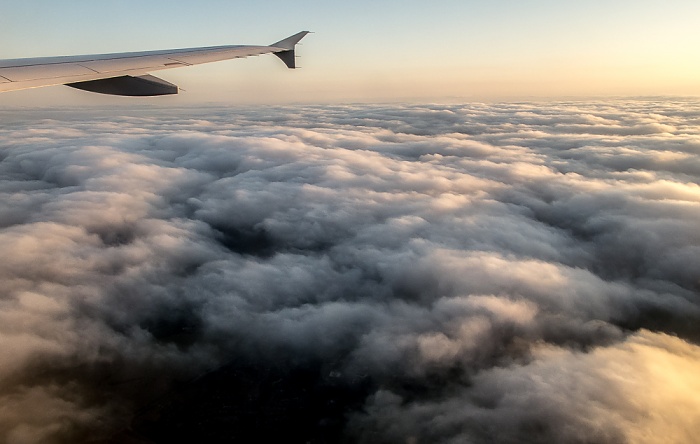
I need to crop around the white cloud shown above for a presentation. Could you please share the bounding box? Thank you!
[0,100,699,442]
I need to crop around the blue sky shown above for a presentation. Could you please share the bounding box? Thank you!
[2,0,700,104]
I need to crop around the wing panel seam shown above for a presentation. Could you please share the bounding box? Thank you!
[77,64,100,74]
[166,58,192,66]
[0,45,254,69]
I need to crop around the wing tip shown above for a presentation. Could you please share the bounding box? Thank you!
[270,31,311,69]
[270,31,311,51]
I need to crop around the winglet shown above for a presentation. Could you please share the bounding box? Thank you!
[270,31,310,51]
[270,31,310,69]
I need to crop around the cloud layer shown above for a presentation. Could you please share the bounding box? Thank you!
[0,101,699,443]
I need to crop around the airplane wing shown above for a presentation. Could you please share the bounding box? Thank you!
[0,31,309,96]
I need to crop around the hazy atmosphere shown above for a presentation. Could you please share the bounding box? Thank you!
[2,0,700,104]
[1,101,699,442]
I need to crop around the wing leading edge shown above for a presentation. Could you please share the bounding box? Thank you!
[0,31,309,96]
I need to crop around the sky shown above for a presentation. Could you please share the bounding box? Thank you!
[1,100,700,442]
[2,0,700,104]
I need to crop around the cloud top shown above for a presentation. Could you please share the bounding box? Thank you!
[0,101,699,443]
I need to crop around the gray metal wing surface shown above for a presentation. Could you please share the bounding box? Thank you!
[0,31,309,96]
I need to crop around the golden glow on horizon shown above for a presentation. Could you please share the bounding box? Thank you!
[3,1,700,105]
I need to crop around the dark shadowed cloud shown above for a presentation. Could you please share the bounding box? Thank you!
[0,101,699,443]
